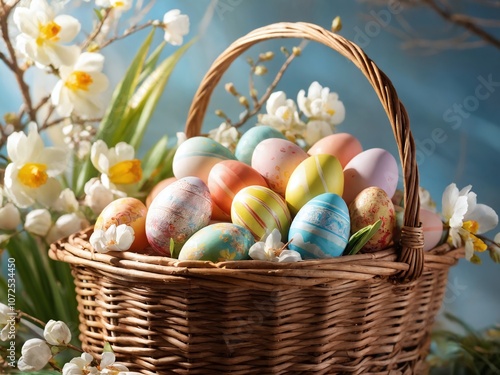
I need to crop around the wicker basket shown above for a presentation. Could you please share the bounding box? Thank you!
[49,22,464,374]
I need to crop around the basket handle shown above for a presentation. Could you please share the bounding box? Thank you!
[184,22,424,282]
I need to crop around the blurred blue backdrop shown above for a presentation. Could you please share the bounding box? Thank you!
[1,1,498,330]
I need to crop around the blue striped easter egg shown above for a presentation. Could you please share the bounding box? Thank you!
[288,193,350,259]
[235,125,286,165]
[231,185,291,241]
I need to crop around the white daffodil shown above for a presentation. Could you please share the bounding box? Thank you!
[51,52,109,118]
[99,352,142,374]
[24,209,52,236]
[13,0,80,68]
[442,183,498,261]
[90,140,142,186]
[84,176,125,215]
[208,123,239,152]
[46,212,89,244]
[4,123,68,208]
[96,0,132,14]
[162,9,190,46]
[419,186,437,213]
[0,303,12,341]
[258,91,305,135]
[89,224,134,253]
[44,319,72,345]
[249,228,302,263]
[0,188,21,230]
[17,338,52,372]
[297,81,345,126]
[54,188,80,213]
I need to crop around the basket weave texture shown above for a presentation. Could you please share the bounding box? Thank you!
[49,22,464,374]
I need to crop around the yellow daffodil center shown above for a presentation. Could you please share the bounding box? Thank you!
[65,71,93,91]
[114,1,125,7]
[326,108,336,116]
[37,21,61,45]
[108,159,142,185]
[463,220,488,252]
[18,163,48,188]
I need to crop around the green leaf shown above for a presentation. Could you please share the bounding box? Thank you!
[343,219,382,256]
[138,40,166,84]
[139,135,169,186]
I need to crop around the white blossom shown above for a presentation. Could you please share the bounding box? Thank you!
[249,229,301,263]
[297,81,345,126]
[17,338,52,372]
[258,91,304,134]
[4,123,68,208]
[84,176,125,215]
[162,9,190,46]
[208,123,239,152]
[62,352,94,375]
[89,224,135,253]
[46,212,89,244]
[304,120,333,147]
[13,0,81,68]
[52,52,110,118]
[24,209,52,236]
[44,319,72,345]
[0,188,21,230]
[90,140,142,186]
[442,183,498,261]
[0,303,11,341]
[54,188,80,213]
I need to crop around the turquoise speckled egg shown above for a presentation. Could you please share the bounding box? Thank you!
[178,222,255,262]
[235,125,286,165]
[288,193,350,259]
[173,136,236,183]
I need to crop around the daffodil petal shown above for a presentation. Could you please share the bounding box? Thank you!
[466,203,499,234]
[53,14,81,42]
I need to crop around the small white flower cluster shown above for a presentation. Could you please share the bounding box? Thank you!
[258,81,345,146]
[89,224,135,254]
[0,304,139,374]
[441,183,498,262]
[249,228,302,263]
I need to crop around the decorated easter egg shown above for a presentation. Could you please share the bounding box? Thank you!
[251,138,308,195]
[285,154,344,215]
[178,222,254,262]
[288,193,350,259]
[307,133,363,168]
[349,186,396,252]
[235,125,286,165]
[231,185,291,241]
[94,197,148,252]
[420,208,445,251]
[146,177,212,256]
[173,136,236,183]
[208,160,268,219]
[146,177,177,207]
[343,148,399,204]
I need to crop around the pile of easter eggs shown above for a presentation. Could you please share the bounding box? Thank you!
[95,126,445,262]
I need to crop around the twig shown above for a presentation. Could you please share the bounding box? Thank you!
[98,21,155,50]
[80,8,112,50]
[231,40,308,129]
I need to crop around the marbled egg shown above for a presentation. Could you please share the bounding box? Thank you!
[178,222,254,262]
[173,136,236,183]
[231,185,291,241]
[288,193,350,259]
[307,133,363,168]
[251,138,308,195]
[146,177,212,256]
[235,125,286,165]
[348,186,396,252]
[343,148,399,204]
[208,160,268,219]
[285,154,344,215]
[94,197,148,252]
[146,177,177,207]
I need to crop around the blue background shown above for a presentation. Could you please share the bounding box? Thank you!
[1,1,499,329]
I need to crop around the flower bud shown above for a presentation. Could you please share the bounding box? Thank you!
[46,213,89,244]
[254,65,268,76]
[331,16,342,32]
[0,202,21,230]
[17,339,52,371]
[84,178,115,215]
[24,209,52,236]
[44,320,72,345]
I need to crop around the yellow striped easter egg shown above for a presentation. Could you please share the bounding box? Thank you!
[231,185,291,241]
[285,154,344,216]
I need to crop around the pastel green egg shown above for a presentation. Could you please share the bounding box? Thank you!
[231,185,291,241]
[178,223,254,262]
[285,154,344,216]
[235,126,286,165]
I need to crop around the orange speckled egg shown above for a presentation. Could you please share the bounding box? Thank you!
[208,160,268,218]
[94,197,149,253]
[146,177,177,207]
[348,186,396,252]
[251,138,308,196]
[307,133,363,168]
